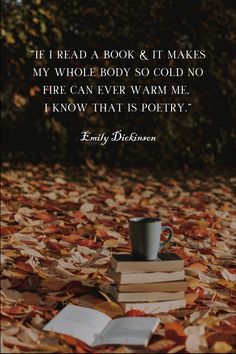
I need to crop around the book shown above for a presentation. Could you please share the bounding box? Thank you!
[117,280,187,293]
[121,299,186,314]
[107,268,185,284]
[111,253,184,273]
[44,304,159,347]
[109,285,185,302]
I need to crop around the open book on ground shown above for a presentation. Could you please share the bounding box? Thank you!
[43,304,160,347]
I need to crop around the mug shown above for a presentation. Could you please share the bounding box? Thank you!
[129,217,173,261]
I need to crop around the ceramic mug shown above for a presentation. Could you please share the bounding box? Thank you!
[129,217,173,261]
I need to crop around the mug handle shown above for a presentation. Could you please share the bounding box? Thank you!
[160,226,173,249]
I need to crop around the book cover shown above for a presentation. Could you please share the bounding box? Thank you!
[111,253,184,273]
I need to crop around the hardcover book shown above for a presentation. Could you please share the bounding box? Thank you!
[109,285,185,302]
[117,280,187,293]
[107,268,185,284]
[111,253,184,273]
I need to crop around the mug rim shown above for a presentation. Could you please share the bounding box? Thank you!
[129,217,161,223]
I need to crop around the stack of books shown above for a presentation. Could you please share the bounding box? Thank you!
[107,253,186,314]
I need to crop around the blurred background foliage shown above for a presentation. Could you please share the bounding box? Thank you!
[1,0,236,169]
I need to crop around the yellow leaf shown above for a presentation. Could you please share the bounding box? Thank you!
[198,219,209,227]
[6,33,15,44]
[60,249,70,256]
[216,279,236,291]
[14,94,27,108]
[3,250,20,258]
[212,341,232,353]
[95,301,123,318]
[1,28,6,36]
[103,239,119,248]
[2,289,23,302]
[148,339,175,352]
[187,277,202,289]
[198,315,220,327]
[34,268,48,279]
[3,269,28,279]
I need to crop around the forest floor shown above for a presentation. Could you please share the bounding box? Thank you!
[1,163,236,353]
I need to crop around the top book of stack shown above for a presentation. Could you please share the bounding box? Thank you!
[111,253,184,273]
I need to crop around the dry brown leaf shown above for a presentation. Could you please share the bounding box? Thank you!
[149,339,175,352]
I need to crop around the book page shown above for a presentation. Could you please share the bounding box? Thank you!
[93,317,160,347]
[43,304,111,346]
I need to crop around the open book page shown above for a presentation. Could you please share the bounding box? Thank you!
[43,304,111,346]
[93,317,160,347]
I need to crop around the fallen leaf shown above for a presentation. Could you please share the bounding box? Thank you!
[126,309,147,317]
[212,341,232,353]
[1,289,24,302]
[188,262,207,272]
[80,203,94,213]
[149,339,175,352]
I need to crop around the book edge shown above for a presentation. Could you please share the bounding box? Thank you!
[118,280,187,292]
[115,260,184,273]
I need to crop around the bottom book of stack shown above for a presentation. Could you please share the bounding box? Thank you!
[120,299,186,313]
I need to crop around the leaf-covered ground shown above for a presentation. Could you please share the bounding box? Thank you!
[1,163,236,353]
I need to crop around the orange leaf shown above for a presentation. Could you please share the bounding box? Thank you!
[60,334,78,346]
[165,322,185,337]
[126,309,148,317]
[72,211,86,219]
[165,322,186,345]
[189,227,214,239]
[61,234,81,244]
[79,239,100,248]
[15,262,34,273]
[36,212,55,222]
[188,262,207,272]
